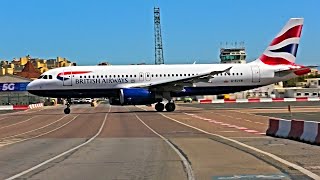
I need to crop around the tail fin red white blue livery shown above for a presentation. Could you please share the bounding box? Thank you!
[253,18,304,65]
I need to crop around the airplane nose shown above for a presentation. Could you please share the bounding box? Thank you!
[27,81,38,91]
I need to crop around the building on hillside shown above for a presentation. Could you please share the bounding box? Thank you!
[16,61,41,79]
[0,56,74,76]
[273,78,320,98]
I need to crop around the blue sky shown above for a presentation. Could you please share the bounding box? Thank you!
[0,0,319,65]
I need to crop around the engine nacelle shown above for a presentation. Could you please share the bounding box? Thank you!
[109,88,158,105]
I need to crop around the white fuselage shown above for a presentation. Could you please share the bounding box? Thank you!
[27,63,296,99]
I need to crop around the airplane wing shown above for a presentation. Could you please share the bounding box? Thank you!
[119,66,232,92]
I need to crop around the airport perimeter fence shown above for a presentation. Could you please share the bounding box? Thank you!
[0,92,44,105]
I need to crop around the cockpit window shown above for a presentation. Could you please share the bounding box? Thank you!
[43,75,48,79]
[38,75,44,79]
[48,75,52,79]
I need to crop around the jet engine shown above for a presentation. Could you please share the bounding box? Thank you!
[109,88,158,105]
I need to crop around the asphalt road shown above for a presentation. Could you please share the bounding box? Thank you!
[0,102,320,179]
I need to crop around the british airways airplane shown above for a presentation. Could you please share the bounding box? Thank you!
[27,18,310,114]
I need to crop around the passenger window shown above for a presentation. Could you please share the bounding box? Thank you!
[147,74,149,77]
[84,76,86,78]
[160,74,162,77]
[241,73,243,75]
[236,73,239,76]
[88,75,91,78]
[168,74,170,77]
[130,75,132,77]
[180,74,182,76]
[192,74,194,76]
[156,74,158,77]
[188,74,190,76]
[164,74,166,77]
[151,74,154,77]
[80,76,82,78]
[176,74,178,76]
[184,74,186,76]
[93,75,95,78]
[121,75,124,78]
[118,75,120,78]
[125,75,128,77]
[172,74,174,77]
[134,75,137,77]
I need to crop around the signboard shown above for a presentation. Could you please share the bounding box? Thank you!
[0,82,29,91]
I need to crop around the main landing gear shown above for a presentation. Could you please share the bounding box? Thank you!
[64,98,71,114]
[155,101,176,112]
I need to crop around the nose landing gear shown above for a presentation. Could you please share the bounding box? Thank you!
[64,98,71,114]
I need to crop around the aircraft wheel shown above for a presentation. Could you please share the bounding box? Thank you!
[165,103,176,112]
[155,103,165,112]
[64,108,71,114]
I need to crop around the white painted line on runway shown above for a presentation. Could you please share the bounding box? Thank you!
[0,115,79,147]
[230,136,273,139]
[133,113,195,180]
[1,115,69,140]
[159,113,320,180]
[244,130,259,133]
[254,122,266,125]
[0,117,8,121]
[5,106,111,180]
[0,116,38,130]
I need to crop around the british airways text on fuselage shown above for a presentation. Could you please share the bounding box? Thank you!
[75,78,129,84]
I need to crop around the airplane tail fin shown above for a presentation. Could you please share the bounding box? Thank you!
[253,18,304,65]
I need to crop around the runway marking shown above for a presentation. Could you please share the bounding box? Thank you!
[159,113,320,180]
[133,107,194,179]
[218,131,237,133]
[230,136,273,139]
[0,115,69,140]
[184,113,263,135]
[5,106,111,180]
[133,112,195,180]
[0,117,8,121]
[0,116,38,130]
[244,130,259,133]
[0,115,79,147]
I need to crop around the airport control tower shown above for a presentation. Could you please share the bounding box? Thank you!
[219,43,247,64]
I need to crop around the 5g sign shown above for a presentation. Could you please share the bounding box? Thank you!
[2,83,16,91]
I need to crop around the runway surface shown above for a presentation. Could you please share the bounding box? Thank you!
[0,102,320,179]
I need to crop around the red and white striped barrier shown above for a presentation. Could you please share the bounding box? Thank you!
[199,97,320,104]
[266,118,320,145]
[0,103,44,111]
[28,103,44,109]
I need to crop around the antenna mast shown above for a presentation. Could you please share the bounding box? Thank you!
[154,7,164,64]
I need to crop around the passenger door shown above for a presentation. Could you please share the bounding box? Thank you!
[251,65,260,83]
[62,68,72,86]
